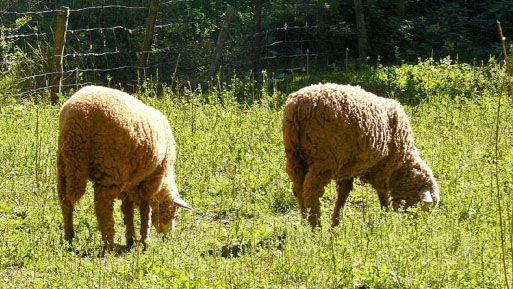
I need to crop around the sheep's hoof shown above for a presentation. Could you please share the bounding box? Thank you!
[101,239,116,252]
[64,231,75,244]
[331,216,340,228]
[138,239,148,251]
[126,237,134,251]
[308,217,321,230]
[105,244,116,252]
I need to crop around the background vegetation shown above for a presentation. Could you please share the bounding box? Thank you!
[1,0,513,96]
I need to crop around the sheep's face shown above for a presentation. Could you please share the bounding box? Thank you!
[151,200,178,234]
[389,165,439,211]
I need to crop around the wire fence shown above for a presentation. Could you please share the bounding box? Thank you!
[0,1,341,100]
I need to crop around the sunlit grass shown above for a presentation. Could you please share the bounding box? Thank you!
[1,64,512,288]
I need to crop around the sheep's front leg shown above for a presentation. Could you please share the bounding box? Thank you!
[375,170,393,209]
[303,167,331,229]
[139,199,151,250]
[93,185,118,251]
[121,198,135,250]
[331,179,353,227]
[377,190,390,208]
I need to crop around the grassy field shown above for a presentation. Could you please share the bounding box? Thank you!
[1,62,513,288]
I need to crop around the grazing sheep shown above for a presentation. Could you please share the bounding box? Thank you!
[282,83,439,228]
[57,85,191,250]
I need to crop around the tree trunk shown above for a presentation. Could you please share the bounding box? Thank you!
[396,1,406,18]
[353,0,368,59]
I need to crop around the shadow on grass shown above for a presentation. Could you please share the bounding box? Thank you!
[67,243,135,258]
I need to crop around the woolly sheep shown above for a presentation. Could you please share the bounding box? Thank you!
[57,85,191,250]
[282,83,439,228]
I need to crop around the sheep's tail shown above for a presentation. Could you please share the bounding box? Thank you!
[57,129,89,205]
[283,98,307,180]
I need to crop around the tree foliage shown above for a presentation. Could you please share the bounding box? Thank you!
[0,0,512,95]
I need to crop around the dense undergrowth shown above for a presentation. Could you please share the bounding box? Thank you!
[1,60,513,288]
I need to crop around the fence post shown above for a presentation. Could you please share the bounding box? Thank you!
[206,7,236,81]
[138,0,160,69]
[353,0,368,59]
[50,6,69,104]
[252,0,262,77]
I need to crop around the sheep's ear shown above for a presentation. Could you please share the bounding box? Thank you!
[418,188,433,212]
[419,188,433,203]
[173,196,192,210]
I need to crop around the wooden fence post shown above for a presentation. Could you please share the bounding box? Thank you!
[252,0,262,76]
[138,0,160,68]
[206,7,236,81]
[353,0,368,59]
[50,6,69,104]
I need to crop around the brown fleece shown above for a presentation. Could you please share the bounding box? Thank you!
[283,83,439,228]
[57,85,184,249]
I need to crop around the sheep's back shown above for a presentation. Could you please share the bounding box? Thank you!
[285,83,404,179]
[59,86,171,188]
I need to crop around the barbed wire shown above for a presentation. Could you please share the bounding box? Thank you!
[67,26,138,34]
[3,32,50,39]
[0,9,58,15]
[1,82,101,98]
[155,23,176,29]
[259,39,319,49]
[0,1,191,16]
[0,4,152,16]
[261,53,319,61]
[69,5,146,12]
[3,21,177,41]
[63,50,123,58]
[264,25,319,33]
[160,0,193,5]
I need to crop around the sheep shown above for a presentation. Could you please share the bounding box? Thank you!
[282,83,439,228]
[57,85,191,250]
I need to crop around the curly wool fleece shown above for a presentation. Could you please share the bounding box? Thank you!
[57,85,190,249]
[282,83,439,228]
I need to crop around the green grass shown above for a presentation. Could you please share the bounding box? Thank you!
[1,62,513,288]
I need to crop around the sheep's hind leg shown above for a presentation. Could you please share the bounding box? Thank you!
[285,150,308,219]
[302,167,331,229]
[57,151,86,245]
[291,169,307,219]
[121,198,135,250]
[93,184,119,251]
[60,198,75,244]
[331,179,353,227]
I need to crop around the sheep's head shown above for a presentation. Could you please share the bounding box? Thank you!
[151,180,192,234]
[389,160,439,211]
[151,196,191,233]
